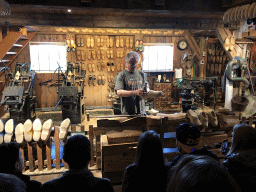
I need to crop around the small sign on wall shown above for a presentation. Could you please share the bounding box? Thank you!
[175,68,182,79]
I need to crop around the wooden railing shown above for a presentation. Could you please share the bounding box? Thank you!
[21,125,86,173]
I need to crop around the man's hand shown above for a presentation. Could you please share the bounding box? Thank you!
[133,88,148,96]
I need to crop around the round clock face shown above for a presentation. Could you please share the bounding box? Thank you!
[178,40,188,50]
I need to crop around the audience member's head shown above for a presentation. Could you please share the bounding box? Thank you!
[63,135,91,169]
[167,154,241,192]
[175,123,201,153]
[0,142,24,174]
[134,130,165,168]
[227,123,256,156]
[0,173,26,192]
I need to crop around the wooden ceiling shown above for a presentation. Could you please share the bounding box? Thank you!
[0,4,225,31]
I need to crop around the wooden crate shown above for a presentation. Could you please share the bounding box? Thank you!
[98,116,146,184]
[101,135,137,184]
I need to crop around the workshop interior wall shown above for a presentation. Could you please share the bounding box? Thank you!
[0,29,209,111]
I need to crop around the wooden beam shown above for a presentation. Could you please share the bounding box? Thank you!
[215,28,237,60]
[221,0,255,7]
[184,31,203,60]
[10,4,224,20]
[2,12,224,30]
[184,31,207,77]
[0,27,2,42]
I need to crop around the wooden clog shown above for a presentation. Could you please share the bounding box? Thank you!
[15,123,24,144]
[59,118,71,140]
[33,118,42,142]
[41,119,53,141]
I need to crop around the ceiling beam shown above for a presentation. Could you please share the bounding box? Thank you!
[1,13,224,30]
[215,28,237,59]
[184,31,203,60]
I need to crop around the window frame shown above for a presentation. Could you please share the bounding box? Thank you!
[29,41,67,73]
[142,43,174,73]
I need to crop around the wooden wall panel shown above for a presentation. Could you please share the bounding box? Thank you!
[34,73,59,108]
[83,35,134,107]
[0,29,206,112]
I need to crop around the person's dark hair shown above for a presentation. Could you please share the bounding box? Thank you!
[167,154,241,192]
[226,123,256,156]
[0,173,26,192]
[63,135,91,169]
[0,142,20,173]
[134,130,165,168]
[175,123,201,146]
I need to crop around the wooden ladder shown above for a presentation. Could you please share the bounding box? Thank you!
[0,30,36,70]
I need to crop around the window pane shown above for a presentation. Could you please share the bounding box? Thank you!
[142,45,173,72]
[30,43,67,72]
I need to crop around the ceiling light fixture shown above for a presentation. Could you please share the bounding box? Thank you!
[67,9,72,13]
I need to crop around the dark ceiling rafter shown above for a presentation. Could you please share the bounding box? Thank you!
[0,4,225,30]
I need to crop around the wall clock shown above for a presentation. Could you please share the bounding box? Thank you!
[177,40,188,50]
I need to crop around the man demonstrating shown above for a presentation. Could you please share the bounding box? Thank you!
[115,51,148,115]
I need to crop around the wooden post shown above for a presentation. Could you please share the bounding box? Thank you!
[71,126,76,132]
[241,116,246,124]
[249,116,254,127]
[0,27,2,42]
[96,134,101,169]
[81,125,85,132]
[89,125,94,167]
[54,126,61,169]
[36,141,43,171]
[160,117,168,141]
[63,137,69,169]
[87,113,90,121]
[46,138,52,170]
[20,143,26,173]
[27,142,34,172]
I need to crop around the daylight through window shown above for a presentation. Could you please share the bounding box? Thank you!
[29,42,67,72]
[142,43,174,72]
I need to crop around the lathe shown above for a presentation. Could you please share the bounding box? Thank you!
[54,62,86,124]
[0,62,36,124]
[179,77,217,112]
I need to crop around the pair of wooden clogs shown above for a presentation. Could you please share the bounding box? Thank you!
[186,110,218,132]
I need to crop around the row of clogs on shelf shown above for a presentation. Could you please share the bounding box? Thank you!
[0,118,71,144]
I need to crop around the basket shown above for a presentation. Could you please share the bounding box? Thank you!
[231,96,249,112]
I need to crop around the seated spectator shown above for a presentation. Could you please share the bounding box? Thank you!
[169,123,219,168]
[122,130,168,192]
[223,123,256,191]
[0,142,42,192]
[0,173,26,192]
[41,135,114,192]
[167,154,241,192]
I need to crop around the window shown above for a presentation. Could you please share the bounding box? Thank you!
[29,42,67,72]
[142,43,174,72]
